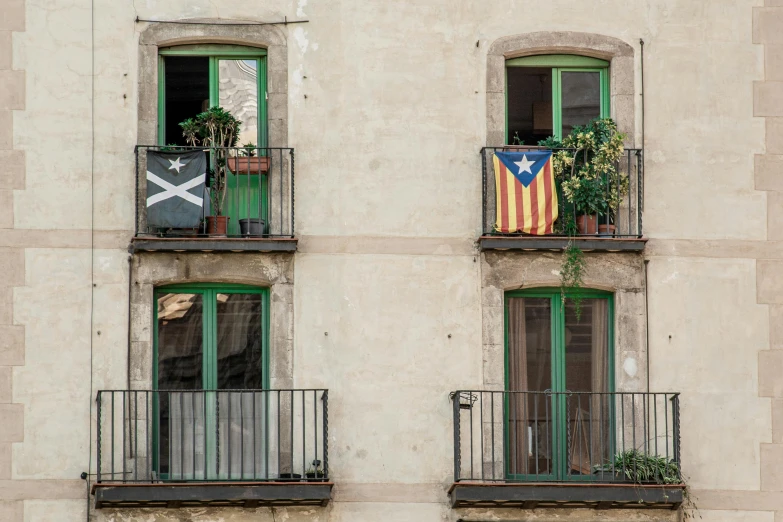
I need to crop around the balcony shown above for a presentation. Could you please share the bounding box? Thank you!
[480,147,646,251]
[92,389,331,508]
[449,390,684,509]
[131,146,296,253]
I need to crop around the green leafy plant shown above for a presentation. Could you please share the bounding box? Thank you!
[563,175,610,216]
[596,450,682,484]
[160,143,186,152]
[560,239,586,320]
[511,132,524,146]
[305,460,324,479]
[179,107,241,216]
[544,118,628,217]
[240,142,257,157]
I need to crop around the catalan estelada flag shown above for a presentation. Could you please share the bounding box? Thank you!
[493,151,558,234]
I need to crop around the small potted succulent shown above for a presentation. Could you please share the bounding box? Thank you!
[180,107,241,236]
[305,460,326,482]
[227,142,270,175]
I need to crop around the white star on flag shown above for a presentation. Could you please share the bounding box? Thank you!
[514,155,535,175]
[167,157,187,174]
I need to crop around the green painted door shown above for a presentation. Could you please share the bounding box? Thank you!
[158,47,268,235]
[153,284,269,480]
[505,289,614,481]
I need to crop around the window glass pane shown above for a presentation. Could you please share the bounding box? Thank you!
[157,293,204,389]
[164,57,210,145]
[507,297,552,476]
[506,67,552,145]
[216,293,263,389]
[561,71,601,136]
[564,298,611,476]
[219,59,259,146]
[156,292,204,477]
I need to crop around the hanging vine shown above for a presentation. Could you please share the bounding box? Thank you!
[560,233,586,320]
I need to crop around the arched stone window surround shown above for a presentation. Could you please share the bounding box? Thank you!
[480,252,648,394]
[486,32,635,147]
[137,20,288,147]
[129,253,295,391]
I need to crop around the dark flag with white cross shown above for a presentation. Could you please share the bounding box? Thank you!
[145,150,207,229]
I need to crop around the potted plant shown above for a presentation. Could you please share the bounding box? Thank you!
[563,175,608,235]
[305,460,326,482]
[594,450,682,484]
[180,107,241,236]
[227,142,270,175]
[543,118,629,236]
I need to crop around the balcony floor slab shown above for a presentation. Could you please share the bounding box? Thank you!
[479,235,647,252]
[93,481,333,509]
[131,237,298,253]
[449,482,684,509]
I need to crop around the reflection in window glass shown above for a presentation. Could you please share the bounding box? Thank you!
[561,71,600,136]
[219,60,258,145]
[216,293,263,389]
[157,293,204,390]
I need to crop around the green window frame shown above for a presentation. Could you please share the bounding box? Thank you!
[503,288,615,481]
[505,54,610,141]
[157,45,268,148]
[157,46,269,234]
[153,283,270,391]
[152,283,270,480]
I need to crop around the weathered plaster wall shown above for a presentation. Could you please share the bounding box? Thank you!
[1,0,778,521]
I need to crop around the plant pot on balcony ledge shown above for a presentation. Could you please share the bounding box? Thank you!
[593,469,628,482]
[576,214,598,235]
[239,218,265,237]
[278,473,302,482]
[206,215,229,236]
[598,224,617,237]
[305,472,326,482]
[228,156,270,175]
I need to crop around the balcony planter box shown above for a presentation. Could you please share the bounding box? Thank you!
[228,156,270,175]
[305,472,326,482]
[206,215,229,236]
[593,469,627,482]
[278,473,302,482]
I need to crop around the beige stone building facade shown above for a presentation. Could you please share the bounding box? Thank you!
[0,0,782,521]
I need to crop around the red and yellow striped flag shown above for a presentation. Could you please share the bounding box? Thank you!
[493,151,558,234]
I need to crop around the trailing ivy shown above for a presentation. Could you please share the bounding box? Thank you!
[560,238,586,321]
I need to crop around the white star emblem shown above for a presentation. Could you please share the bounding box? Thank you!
[514,155,536,176]
[168,157,187,174]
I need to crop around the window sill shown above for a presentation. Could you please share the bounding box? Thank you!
[479,235,647,252]
[93,481,333,509]
[448,481,683,509]
[130,236,298,253]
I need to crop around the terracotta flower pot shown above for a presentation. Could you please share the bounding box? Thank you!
[206,215,229,236]
[227,156,270,175]
[598,224,617,237]
[576,214,598,235]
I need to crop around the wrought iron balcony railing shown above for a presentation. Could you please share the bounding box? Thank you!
[96,389,327,484]
[134,146,294,239]
[481,147,643,239]
[451,390,681,484]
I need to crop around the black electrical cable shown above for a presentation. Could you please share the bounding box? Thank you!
[134,16,308,26]
[86,0,95,519]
